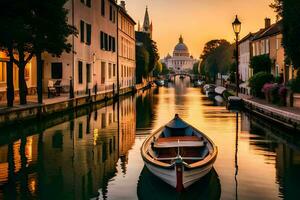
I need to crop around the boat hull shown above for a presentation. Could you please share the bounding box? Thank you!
[144,159,215,190]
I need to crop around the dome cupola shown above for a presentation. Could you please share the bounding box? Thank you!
[173,35,189,57]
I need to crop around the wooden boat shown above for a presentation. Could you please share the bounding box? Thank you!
[137,166,221,200]
[141,114,218,191]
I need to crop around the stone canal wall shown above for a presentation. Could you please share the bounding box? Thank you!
[0,84,149,127]
[243,99,300,131]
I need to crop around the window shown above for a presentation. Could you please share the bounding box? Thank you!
[112,37,116,52]
[51,62,63,79]
[0,62,6,82]
[52,131,63,149]
[86,23,91,45]
[101,113,106,128]
[108,63,112,79]
[78,61,83,84]
[108,36,112,51]
[86,0,91,7]
[113,64,116,77]
[265,39,269,54]
[80,20,85,43]
[100,32,104,49]
[81,0,91,7]
[109,5,113,21]
[78,123,83,139]
[100,32,115,52]
[101,62,105,84]
[101,0,105,16]
[86,63,91,83]
[104,33,108,50]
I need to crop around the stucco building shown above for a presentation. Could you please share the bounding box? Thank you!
[118,2,136,89]
[238,18,296,92]
[43,0,119,96]
[0,0,136,103]
[0,51,37,102]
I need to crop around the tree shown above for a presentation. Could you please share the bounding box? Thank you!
[161,63,170,75]
[0,0,76,105]
[146,39,160,73]
[270,0,283,17]
[31,0,77,104]
[193,62,199,74]
[0,16,15,107]
[200,39,233,82]
[136,46,149,84]
[249,72,274,97]
[250,55,272,74]
[282,0,300,69]
[153,61,162,77]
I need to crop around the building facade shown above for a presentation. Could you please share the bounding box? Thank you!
[239,33,254,83]
[43,0,119,96]
[0,51,37,102]
[0,0,136,103]
[239,18,295,85]
[163,35,197,73]
[118,2,136,89]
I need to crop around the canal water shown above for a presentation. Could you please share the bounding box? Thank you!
[1,78,300,200]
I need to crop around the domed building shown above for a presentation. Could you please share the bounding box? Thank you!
[163,35,198,72]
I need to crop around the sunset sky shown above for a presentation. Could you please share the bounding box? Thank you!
[125,0,277,58]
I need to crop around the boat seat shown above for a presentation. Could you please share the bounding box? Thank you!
[154,136,204,148]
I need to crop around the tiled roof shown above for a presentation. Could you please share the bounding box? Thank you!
[252,20,283,41]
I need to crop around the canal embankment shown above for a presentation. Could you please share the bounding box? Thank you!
[242,97,300,131]
[0,83,150,127]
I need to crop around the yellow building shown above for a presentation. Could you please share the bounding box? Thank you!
[251,19,295,83]
[0,51,37,102]
[118,2,136,89]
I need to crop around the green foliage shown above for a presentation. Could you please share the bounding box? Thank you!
[153,61,162,77]
[282,0,300,69]
[135,33,160,81]
[161,63,170,75]
[199,62,206,76]
[249,72,274,97]
[0,0,77,104]
[193,62,200,74]
[250,55,272,74]
[136,46,149,83]
[288,71,300,93]
[200,39,233,81]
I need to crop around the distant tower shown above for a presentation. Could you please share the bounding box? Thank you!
[142,6,152,38]
[138,21,141,31]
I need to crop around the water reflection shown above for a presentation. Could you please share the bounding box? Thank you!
[137,167,221,200]
[0,96,136,200]
[0,81,300,200]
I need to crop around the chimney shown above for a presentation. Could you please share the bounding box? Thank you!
[120,1,126,10]
[265,18,271,29]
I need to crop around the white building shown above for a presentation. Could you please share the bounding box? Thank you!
[163,35,197,73]
[239,33,254,83]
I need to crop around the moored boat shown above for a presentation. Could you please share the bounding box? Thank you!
[141,114,218,191]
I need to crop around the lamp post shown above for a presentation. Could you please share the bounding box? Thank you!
[232,15,241,96]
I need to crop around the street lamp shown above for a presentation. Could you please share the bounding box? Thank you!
[232,15,241,96]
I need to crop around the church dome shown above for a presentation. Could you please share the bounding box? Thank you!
[174,43,188,51]
[173,35,189,56]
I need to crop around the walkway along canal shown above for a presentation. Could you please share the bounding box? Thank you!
[0,78,300,199]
